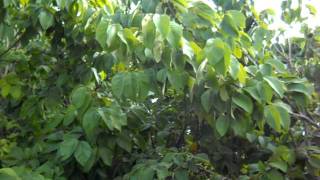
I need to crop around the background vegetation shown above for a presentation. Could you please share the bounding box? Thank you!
[0,0,319,179]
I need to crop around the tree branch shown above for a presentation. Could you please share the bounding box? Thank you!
[0,30,25,58]
[292,112,320,128]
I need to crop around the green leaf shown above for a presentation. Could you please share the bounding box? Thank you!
[112,72,150,100]
[306,4,317,15]
[0,168,21,180]
[116,132,132,152]
[98,103,127,131]
[141,0,159,13]
[106,24,122,50]
[227,10,246,29]
[174,169,189,180]
[70,86,91,109]
[1,83,10,97]
[264,105,282,132]
[98,147,113,166]
[117,28,140,50]
[10,86,22,99]
[63,105,77,126]
[156,166,170,180]
[82,107,100,139]
[230,57,247,84]
[74,141,93,167]
[287,83,313,97]
[96,17,109,48]
[153,14,170,38]
[216,115,230,136]
[258,82,273,103]
[266,59,286,73]
[142,15,156,48]
[220,14,239,37]
[269,160,288,172]
[232,93,253,113]
[201,89,213,113]
[204,38,231,75]
[167,70,188,90]
[167,21,183,48]
[244,86,261,104]
[263,76,285,98]
[38,10,54,30]
[231,117,250,137]
[58,137,79,161]
[140,167,155,179]
[266,170,284,180]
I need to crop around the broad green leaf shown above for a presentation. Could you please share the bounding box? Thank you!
[106,24,122,50]
[230,57,247,84]
[142,15,156,48]
[266,170,284,180]
[232,93,253,113]
[70,86,91,109]
[266,59,286,73]
[153,37,164,63]
[75,141,93,166]
[0,168,20,180]
[63,105,77,126]
[153,14,170,38]
[140,167,155,179]
[167,21,183,48]
[238,64,247,85]
[1,83,10,97]
[258,82,273,103]
[231,117,250,137]
[220,14,239,37]
[205,38,224,65]
[263,76,285,98]
[219,86,229,101]
[141,0,159,13]
[306,4,317,15]
[58,137,79,161]
[244,86,261,104]
[156,166,170,180]
[174,169,189,180]
[96,17,109,48]
[216,115,230,136]
[227,10,246,29]
[10,86,22,99]
[111,72,150,100]
[38,10,54,30]
[99,147,113,166]
[201,89,213,113]
[229,57,239,80]
[264,104,290,132]
[98,103,127,131]
[204,38,231,75]
[82,107,100,139]
[20,0,29,6]
[118,28,140,50]
[167,70,188,90]
[269,160,288,172]
[287,83,313,97]
[116,132,132,152]
[259,64,272,76]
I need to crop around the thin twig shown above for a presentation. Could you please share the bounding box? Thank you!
[291,112,320,128]
[0,31,25,58]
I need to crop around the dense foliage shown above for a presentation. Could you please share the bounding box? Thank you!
[0,0,319,179]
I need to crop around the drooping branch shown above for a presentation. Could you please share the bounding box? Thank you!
[292,112,320,128]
